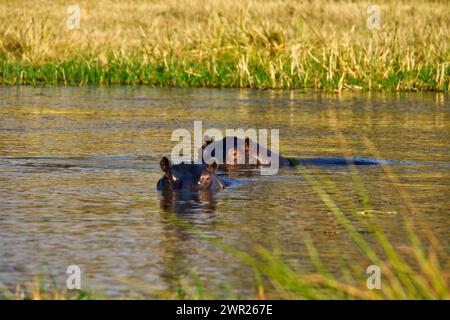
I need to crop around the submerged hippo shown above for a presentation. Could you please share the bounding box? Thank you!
[198,136,392,169]
[198,136,292,169]
[157,157,230,192]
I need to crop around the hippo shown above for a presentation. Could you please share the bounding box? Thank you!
[157,157,230,192]
[198,136,394,169]
[198,136,291,169]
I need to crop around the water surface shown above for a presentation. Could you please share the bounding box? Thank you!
[0,86,449,297]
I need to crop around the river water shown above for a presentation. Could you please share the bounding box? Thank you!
[0,86,448,298]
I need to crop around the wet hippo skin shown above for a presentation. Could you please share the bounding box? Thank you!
[157,157,230,192]
[198,136,390,169]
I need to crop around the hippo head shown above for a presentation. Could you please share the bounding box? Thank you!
[157,157,225,192]
[199,136,274,168]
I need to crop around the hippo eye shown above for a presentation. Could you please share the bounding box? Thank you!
[198,174,210,185]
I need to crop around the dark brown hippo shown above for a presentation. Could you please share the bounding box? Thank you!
[198,136,293,169]
[157,157,231,192]
[197,136,392,169]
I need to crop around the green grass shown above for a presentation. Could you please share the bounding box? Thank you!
[1,0,449,91]
[2,54,448,91]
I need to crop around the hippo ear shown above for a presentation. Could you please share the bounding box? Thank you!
[160,157,172,172]
[206,160,218,172]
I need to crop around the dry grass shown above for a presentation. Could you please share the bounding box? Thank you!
[0,0,449,89]
[0,275,99,300]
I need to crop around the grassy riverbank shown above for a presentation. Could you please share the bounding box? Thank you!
[1,0,449,91]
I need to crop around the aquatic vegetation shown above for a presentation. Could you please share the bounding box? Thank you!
[0,0,449,91]
[3,174,448,300]
[7,199,447,300]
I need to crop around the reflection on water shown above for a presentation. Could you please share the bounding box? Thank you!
[160,189,218,215]
[0,87,449,297]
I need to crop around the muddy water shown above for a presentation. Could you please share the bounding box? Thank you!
[0,86,448,297]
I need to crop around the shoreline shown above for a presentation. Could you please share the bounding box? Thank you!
[1,1,448,92]
[1,58,448,92]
